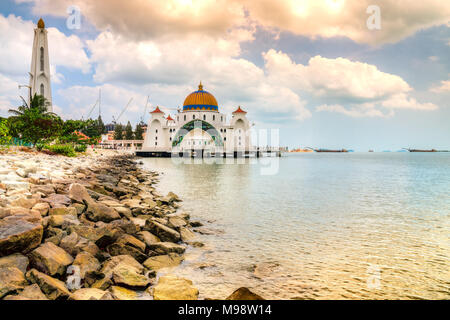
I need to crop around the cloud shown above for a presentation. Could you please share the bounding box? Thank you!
[431,80,450,93]
[241,0,450,45]
[0,14,90,78]
[263,49,437,117]
[84,29,310,121]
[0,74,21,115]
[18,0,450,45]
[316,104,392,118]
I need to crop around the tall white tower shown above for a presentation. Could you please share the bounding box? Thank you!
[29,18,52,111]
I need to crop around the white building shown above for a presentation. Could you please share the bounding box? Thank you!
[141,83,253,157]
[29,18,52,110]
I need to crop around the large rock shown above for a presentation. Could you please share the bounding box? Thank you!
[86,202,121,223]
[70,288,107,300]
[136,231,160,246]
[42,194,71,207]
[107,243,147,263]
[148,242,186,255]
[116,235,146,252]
[0,253,29,273]
[226,287,265,300]
[48,214,80,228]
[112,266,150,288]
[0,267,28,298]
[0,218,43,255]
[145,220,180,243]
[26,269,71,300]
[9,197,38,209]
[68,183,93,204]
[49,207,77,216]
[143,253,183,271]
[179,227,197,242]
[32,202,50,216]
[73,251,101,278]
[109,286,139,300]
[3,284,48,300]
[29,242,74,276]
[153,275,198,300]
[3,208,42,224]
[92,255,144,291]
[168,216,187,229]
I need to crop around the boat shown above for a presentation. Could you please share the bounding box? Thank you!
[307,148,349,153]
[403,148,437,153]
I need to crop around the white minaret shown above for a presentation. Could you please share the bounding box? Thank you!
[29,18,52,111]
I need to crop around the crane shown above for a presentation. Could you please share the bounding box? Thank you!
[112,98,134,124]
[139,96,150,126]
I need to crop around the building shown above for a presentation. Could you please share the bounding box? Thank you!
[29,18,52,111]
[140,83,253,157]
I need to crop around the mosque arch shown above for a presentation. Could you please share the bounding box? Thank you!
[172,120,224,147]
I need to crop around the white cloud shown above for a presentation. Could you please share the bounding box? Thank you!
[263,50,437,117]
[0,14,90,78]
[264,50,411,101]
[431,80,450,93]
[18,0,450,45]
[0,74,21,115]
[316,104,392,118]
[84,29,310,121]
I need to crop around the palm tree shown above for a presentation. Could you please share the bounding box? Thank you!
[9,94,55,117]
[8,94,62,146]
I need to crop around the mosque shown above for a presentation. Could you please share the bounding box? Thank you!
[139,83,254,157]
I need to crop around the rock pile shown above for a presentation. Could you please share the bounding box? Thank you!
[0,151,199,300]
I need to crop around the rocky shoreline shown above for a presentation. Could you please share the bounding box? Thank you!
[0,149,262,300]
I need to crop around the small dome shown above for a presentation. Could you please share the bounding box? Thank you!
[183,82,218,112]
[37,18,45,29]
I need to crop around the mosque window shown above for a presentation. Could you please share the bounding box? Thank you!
[224,137,226,141]
[170,137,172,141]
[193,115,196,120]
[156,129,158,134]
[155,136,158,140]
[40,47,44,71]
[40,84,44,96]
[184,115,186,121]
[213,115,216,121]
[155,142,157,146]
[203,115,206,121]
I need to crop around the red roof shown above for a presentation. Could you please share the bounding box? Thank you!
[233,106,247,114]
[166,115,174,121]
[150,106,164,114]
[74,131,89,140]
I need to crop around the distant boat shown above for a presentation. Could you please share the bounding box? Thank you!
[307,148,349,153]
[403,148,437,153]
[368,150,374,153]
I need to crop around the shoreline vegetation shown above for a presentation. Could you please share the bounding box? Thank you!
[0,147,263,300]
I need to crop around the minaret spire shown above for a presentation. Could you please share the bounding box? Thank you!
[29,18,52,111]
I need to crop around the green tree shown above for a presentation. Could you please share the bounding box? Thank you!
[8,95,63,145]
[114,123,123,140]
[0,118,12,145]
[125,121,134,140]
[97,115,106,135]
[134,124,144,140]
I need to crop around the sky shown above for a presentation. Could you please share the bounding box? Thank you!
[0,0,449,150]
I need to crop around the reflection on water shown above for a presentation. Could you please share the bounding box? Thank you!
[141,153,450,300]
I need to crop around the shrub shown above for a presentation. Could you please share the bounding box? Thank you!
[74,144,87,153]
[46,144,76,157]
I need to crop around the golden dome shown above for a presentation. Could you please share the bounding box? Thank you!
[37,18,45,29]
[183,82,218,112]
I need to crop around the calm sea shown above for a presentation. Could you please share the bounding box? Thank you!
[141,153,450,300]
